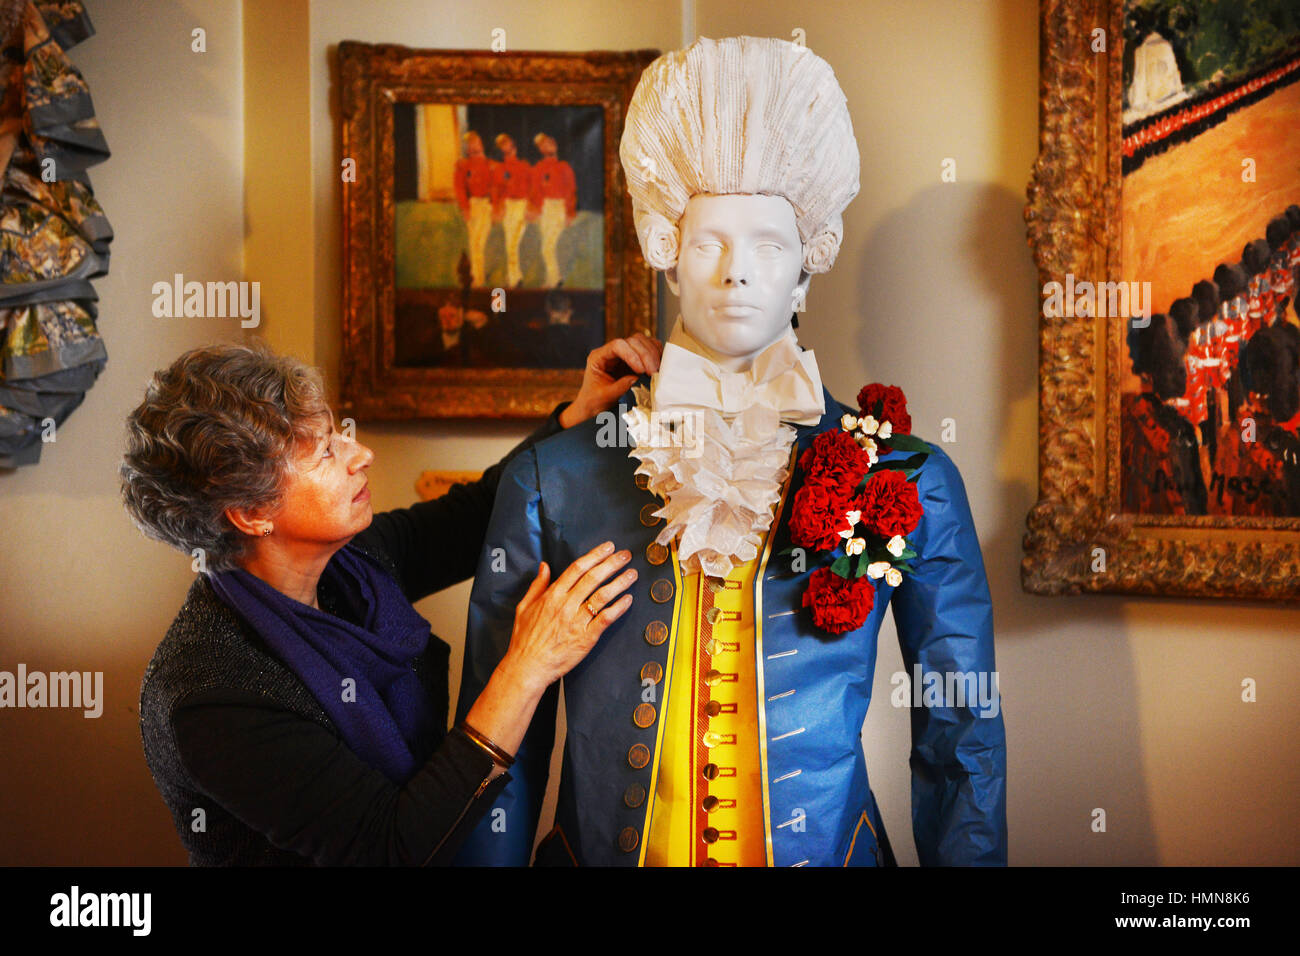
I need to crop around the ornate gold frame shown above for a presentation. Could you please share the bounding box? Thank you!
[337,42,659,419]
[1021,0,1300,602]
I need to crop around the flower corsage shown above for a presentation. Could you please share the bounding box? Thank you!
[786,384,932,635]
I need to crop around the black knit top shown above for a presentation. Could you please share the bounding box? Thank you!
[138,409,564,865]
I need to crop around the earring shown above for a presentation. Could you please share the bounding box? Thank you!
[262,527,273,537]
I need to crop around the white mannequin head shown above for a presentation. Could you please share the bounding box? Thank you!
[665,193,811,373]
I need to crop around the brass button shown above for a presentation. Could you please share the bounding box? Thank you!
[702,795,720,813]
[705,576,726,593]
[639,503,663,526]
[618,827,640,853]
[640,661,663,684]
[635,473,650,490]
[650,579,674,603]
[702,827,719,844]
[644,621,668,646]
[701,763,719,780]
[623,782,646,808]
[702,730,724,748]
[704,606,722,625]
[703,668,723,686]
[633,702,657,728]
[645,541,669,565]
[705,700,721,717]
[628,743,651,769]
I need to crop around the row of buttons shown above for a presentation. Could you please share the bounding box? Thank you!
[618,495,670,855]
[619,486,748,858]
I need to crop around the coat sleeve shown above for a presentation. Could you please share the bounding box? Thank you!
[451,446,559,866]
[889,444,1007,865]
[171,695,509,866]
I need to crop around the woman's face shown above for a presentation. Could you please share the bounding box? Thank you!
[270,415,375,549]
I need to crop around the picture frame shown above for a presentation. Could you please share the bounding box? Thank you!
[337,41,659,419]
[1022,0,1300,601]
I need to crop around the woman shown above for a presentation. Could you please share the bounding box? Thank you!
[122,335,660,865]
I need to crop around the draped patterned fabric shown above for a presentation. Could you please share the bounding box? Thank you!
[0,0,111,468]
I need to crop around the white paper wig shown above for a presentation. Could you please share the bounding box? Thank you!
[619,35,860,275]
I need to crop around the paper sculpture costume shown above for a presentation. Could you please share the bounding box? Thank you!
[454,36,1007,866]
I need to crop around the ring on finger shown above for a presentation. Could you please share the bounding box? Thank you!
[584,600,599,619]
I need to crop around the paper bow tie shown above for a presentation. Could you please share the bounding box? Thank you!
[650,317,825,425]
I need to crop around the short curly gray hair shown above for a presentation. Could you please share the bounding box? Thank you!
[120,342,331,572]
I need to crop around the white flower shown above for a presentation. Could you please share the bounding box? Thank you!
[845,537,866,556]
[840,413,858,432]
[878,420,893,440]
[856,434,878,458]
[886,535,906,557]
[866,561,890,579]
[859,415,878,436]
[884,567,903,587]
[844,509,861,527]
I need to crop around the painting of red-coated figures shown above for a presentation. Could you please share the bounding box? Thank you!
[1120,0,1300,517]
[391,102,605,371]
[338,43,656,420]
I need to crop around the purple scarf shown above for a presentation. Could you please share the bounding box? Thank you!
[209,545,436,783]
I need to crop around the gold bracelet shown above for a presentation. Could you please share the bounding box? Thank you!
[457,721,515,769]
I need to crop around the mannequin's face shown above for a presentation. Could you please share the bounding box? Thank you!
[667,193,809,371]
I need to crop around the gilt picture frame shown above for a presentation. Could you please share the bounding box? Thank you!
[1022,0,1300,601]
[338,41,659,419]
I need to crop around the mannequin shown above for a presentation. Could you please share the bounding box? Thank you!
[454,36,1006,867]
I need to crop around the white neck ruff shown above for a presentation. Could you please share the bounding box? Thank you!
[622,319,823,577]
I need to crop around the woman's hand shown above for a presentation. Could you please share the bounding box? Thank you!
[463,541,637,757]
[559,334,664,428]
[499,541,635,695]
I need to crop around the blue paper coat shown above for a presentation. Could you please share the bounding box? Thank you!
[454,385,1007,866]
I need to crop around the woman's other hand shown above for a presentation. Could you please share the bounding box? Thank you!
[558,334,663,428]
[499,541,635,694]
[463,541,637,757]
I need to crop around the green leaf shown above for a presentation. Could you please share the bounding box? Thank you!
[867,451,928,475]
[883,433,931,453]
[830,556,852,578]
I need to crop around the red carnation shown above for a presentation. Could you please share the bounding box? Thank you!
[801,567,874,634]
[857,383,911,453]
[856,469,923,538]
[788,480,853,551]
[797,429,871,495]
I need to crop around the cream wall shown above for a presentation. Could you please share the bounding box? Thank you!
[0,0,1294,866]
